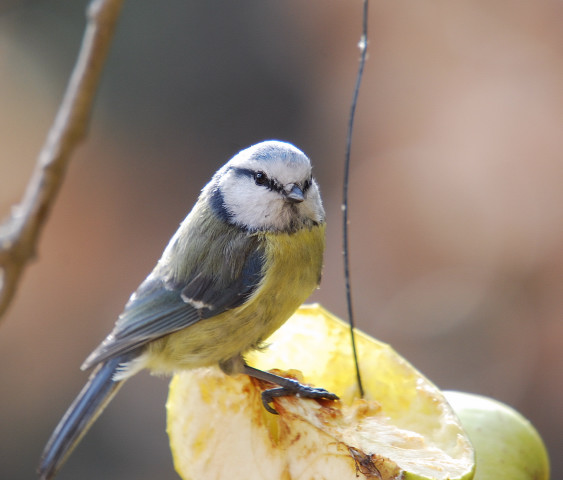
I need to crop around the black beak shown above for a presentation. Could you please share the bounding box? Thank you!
[285,184,304,203]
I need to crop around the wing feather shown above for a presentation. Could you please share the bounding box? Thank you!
[82,215,265,370]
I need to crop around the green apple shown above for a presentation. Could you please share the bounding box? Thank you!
[445,391,550,480]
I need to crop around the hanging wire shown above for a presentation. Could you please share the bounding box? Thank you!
[342,0,369,399]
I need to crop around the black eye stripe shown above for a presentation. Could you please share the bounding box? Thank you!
[230,167,255,179]
[229,167,312,194]
[230,167,283,192]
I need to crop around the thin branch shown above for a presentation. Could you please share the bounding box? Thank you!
[0,0,124,320]
[343,0,369,398]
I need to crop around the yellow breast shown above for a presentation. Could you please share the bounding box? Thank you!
[144,223,326,374]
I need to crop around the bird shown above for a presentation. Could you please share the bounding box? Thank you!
[38,140,337,479]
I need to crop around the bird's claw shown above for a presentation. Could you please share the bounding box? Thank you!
[261,379,339,414]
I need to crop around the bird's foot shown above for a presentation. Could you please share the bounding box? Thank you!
[261,379,339,414]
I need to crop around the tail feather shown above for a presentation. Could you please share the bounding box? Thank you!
[37,354,132,480]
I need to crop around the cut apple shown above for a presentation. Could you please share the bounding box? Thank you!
[167,304,475,480]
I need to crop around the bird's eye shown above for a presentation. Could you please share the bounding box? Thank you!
[303,178,311,191]
[254,171,269,186]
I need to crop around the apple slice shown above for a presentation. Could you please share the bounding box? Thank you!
[167,304,475,480]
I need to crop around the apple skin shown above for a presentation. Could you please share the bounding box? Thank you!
[444,391,550,480]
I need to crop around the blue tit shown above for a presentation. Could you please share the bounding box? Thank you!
[38,140,337,480]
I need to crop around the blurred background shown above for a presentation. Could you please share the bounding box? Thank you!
[1,1,562,478]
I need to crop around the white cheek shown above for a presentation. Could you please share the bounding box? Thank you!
[221,179,286,230]
[301,186,325,224]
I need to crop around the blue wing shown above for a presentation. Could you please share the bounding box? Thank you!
[81,237,265,370]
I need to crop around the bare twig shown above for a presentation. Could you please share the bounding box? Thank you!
[0,0,124,320]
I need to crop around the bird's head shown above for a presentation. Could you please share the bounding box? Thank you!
[208,141,325,232]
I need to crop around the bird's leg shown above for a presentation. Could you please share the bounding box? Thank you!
[242,364,339,415]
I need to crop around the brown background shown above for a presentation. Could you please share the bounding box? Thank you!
[1,1,562,479]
